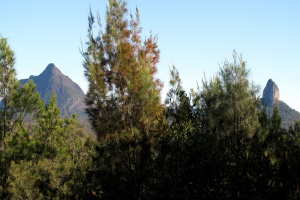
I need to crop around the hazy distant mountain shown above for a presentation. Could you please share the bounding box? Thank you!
[20,63,86,116]
[261,79,300,128]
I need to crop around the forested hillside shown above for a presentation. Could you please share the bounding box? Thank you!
[261,100,300,129]
[0,0,299,199]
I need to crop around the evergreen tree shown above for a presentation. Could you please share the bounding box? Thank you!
[8,93,96,199]
[262,107,300,198]
[0,36,44,199]
[0,36,17,138]
[82,0,162,198]
[0,36,17,198]
[153,66,207,199]
[201,51,262,198]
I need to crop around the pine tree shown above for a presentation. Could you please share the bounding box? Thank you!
[83,0,161,138]
[153,66,204,199]
[201,51,261,198]
[82,0,162,198]
[0,36,17,199]
[9,93,96,199]
[0,36,44,199]
[260,106,300,198]
[0,36,17,146]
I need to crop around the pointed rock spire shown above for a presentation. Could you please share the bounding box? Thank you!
[262,79,280,107]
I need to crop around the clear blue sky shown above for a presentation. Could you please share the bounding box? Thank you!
[1,1,300,111]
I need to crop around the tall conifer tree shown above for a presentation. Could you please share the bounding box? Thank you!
[82,0,162,198]
[0,37,17,141]
[0,36,45,199]
[201,51,261,198]
[0,36,17,199]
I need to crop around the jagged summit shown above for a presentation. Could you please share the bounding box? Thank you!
[262,79,280,107]
[20,63,85,116]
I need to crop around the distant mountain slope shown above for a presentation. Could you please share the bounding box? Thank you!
[277,101,300,128]
[20,63,86,116]
[261,79,300,129]
[260,100,300,129]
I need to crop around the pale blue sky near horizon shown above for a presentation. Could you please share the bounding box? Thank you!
[1,1,300,111]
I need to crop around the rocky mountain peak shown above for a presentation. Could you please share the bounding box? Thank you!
[41,63,62,77]
[262,79,280,107]
[20,63,86,116]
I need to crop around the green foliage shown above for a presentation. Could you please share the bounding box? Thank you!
[0,36,17,139]
[200,52,262,198]
[82,0,161,138]
[0,1,299,198]
[82,0,162,198]
[153,66,205,199]
[277,101,300,128]
[0,36,23,199]
[8,94,96,199]
[260,100,300,129]
[79,1,299,198]
[0,37,16,108]
[0,38,96,199]
[152,53,299,199]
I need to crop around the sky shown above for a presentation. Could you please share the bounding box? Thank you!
[1,1,300,111]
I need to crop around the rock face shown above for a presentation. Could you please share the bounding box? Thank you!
[262,79,280,107]
[20,63,86,115]
[260,79,300,129]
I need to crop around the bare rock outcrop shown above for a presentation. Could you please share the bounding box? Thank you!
[262,79,280,107]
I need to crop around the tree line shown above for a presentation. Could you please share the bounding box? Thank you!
[0,0,299,199]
